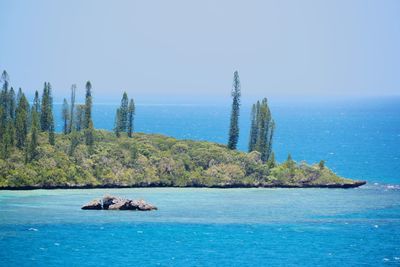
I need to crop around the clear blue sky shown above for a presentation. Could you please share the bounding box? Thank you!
[0,0,399,103]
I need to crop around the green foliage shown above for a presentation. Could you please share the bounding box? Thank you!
[15,94,29,148]
[27,110,40,162]
[249,98,275,162]
[75,105,85,131]
[62,98,69,134]
[115,92,135,137]
[69,84,76,133]
[128,98,135,137]
[319,160,325,170]
[84,81,92,129]
[228,70,241,150]
[33,90,40,113]
[0,70,356,189]
[114,108,121,137]
[84,120,94,151]
[0,131,355,188]
[119,92,129,132]
[248,104,257,152]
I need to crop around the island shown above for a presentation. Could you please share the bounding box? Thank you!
[0,130,365,189]
[0,70,366,189]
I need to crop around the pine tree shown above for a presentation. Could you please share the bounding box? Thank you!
[45,83,55,145]
[48,115,55,145]
[248,98,275,163]
[248,104,257,152]
[0,71,9,136]
[228,71,241,150]
[33,90,40,113]
[114,108,121,137]
[27,110,39,162]
[84,81,94,147]
[1,70,9,91]
[0,107,4,142]
[40,82,51,131]
[119,92,129,132]
[8,87,16,120]
[127,98,135,137]
[84,81,92,129]
[16,88,23,104]
[69,84,76,133]
[1,120,14,159]
[62,98,69,134]
[15,94,30,148]
[75,105,85,131]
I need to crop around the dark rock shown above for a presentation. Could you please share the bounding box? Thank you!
[102,195,127,210]
[82,195,157,211]
[81,199,102,210]
[120,199,158,211]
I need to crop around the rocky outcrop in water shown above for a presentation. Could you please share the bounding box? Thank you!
[81,199,102,210]
[81,195,157,211]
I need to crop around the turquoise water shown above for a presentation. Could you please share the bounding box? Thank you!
[1,98,399,266]
[1,186,400,266]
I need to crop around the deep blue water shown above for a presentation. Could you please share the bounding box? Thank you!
[1,97,399,266]
[53,97,400,184]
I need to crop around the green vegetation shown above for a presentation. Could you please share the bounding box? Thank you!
[248,98,275,162]
[0,130,360,188]
[227,71,241,150]
[0,70,364,189]
[114,92,135,138]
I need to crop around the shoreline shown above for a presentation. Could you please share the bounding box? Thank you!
[0,181,367,191]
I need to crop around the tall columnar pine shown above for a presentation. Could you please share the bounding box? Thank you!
[114,108,121,137]
[0,107,3,142]
[62,98,69,135]
[248,98,275,163]
[75,105,85,131]
[84,81,92,129]
[48,109,55,145]
[84,81,94,147]
[16,88,23,104]
[127,98,135,137]
[0,71,10,136]
[40,82,55,145]
[15,94,30,148]
[1,120,14,158]
[40,82,54,136]
[69,84,76,133]
[227,71,241,150]
[8,87,16,120]
[248,104,257,152]
[40,82,49,131]
[27,109,39,162]
[33,90,40,113]
[119,92,129,132]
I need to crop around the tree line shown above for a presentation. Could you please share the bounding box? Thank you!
[0,70,137,162]
[1,68,276,166]
[227,71,276,166]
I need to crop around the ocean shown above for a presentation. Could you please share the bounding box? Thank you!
[1,97,399,266]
